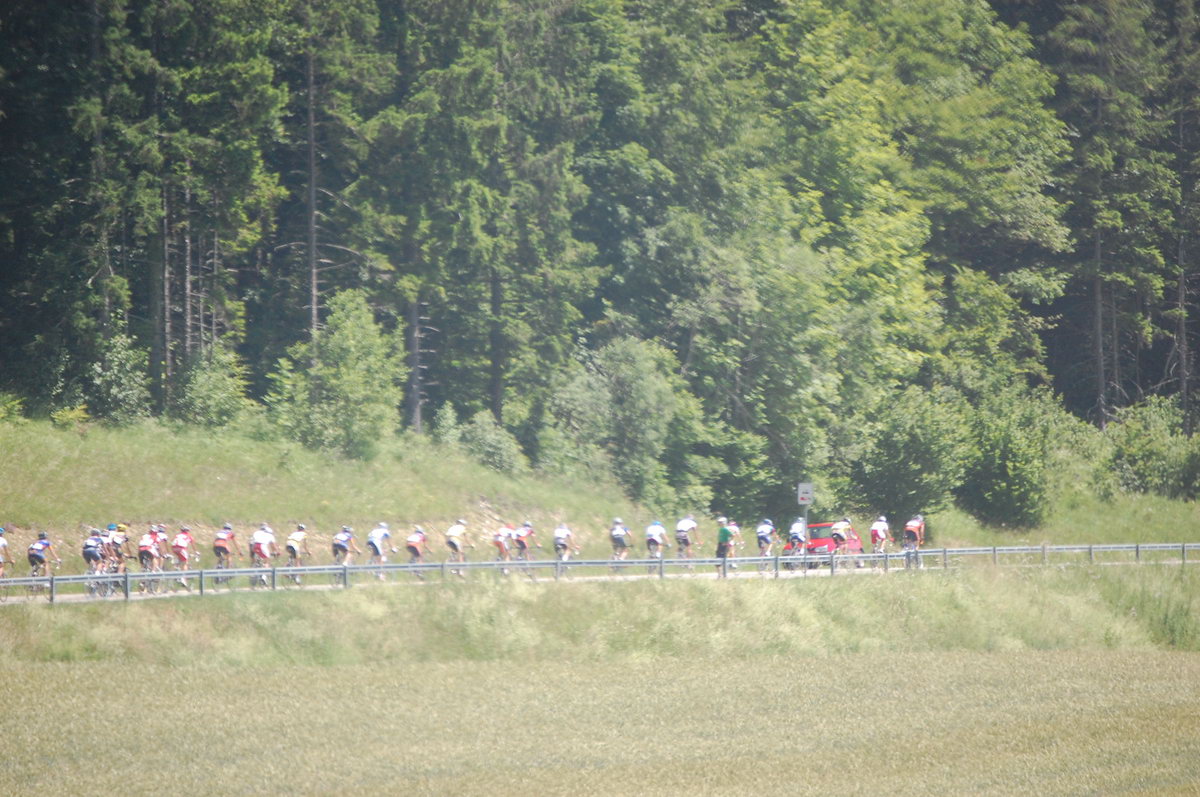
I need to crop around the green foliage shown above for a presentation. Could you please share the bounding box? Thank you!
[49,404,90,430]
[267,290,405,460]
[958,388,1056,528]
[0,392,25,423]
[458,410,529,474]
[172,344,252,427]
[848,385,971,521]
[88,329,151,426]
[430,403,461,446]
[1102,397,1200,499]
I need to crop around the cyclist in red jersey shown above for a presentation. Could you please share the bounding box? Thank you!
[212,522,244,566]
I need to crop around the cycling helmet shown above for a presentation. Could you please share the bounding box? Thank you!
[117,523,128,531]
[107,523,117,531]
[613,517,623,524]
[842,517,851,523]
[457,518,467,525]
[223,522,232,530]
[181,525,191,531]
[762,519,773,526]
[380,522,389,529]
[342,525,352,532]
[717,516,728,524]
[878,516,886,522]
[0,528,5,535]
[38,531,48,539]
[296,524,306,531]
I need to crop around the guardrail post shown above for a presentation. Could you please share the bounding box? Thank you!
[829,553,836,576]
[942,548,948,570]
[1184,544,1188,567]
[992,546,998,567]
[883,552,889,573]
[270,567,277,590]
[659,554,666,580]
[198,569,205,597]
[554,560,561,581]
[342,563,350,588]
[773,554,780,579]
[49,574,56,603]
[720,556,727,579]
[123,570,131,600]
[1135,544,1141,563]
[1042,543,1048,566]
[1089,545,1094,564]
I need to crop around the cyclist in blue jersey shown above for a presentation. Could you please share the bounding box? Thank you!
[27,532,61,575]
[332,526,361,564]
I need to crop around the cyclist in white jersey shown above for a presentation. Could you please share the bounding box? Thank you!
[552,523,578,560]
[674,515,700,558]
[286,524,311,563]
[755,519,778,556]
[610,518,633,560]
[367,523,396,563]
[0,528,10,577]
[644,521,668,558]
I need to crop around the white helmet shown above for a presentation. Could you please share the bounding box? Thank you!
[878,516,886,523]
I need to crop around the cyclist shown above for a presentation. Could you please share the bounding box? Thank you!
[0,528,11,578]
[444,519,472,575]
[492,524,514,564]
[405,526,430,563]
[213,522,244,567]
[715,517,738,577]
[250,523,278,566]
[109,523,133,572]
[82,528,108,571]
[674,514,700,559]
[285,524,311,565]
[609,518,633,560]
[755,518,779,557]
[645,520,668,559]
[137,526,163,573]
[903,514,925,568]
[170,525,198,588]
[367,522,397,579]
[513,521,540,560]
[552,523,578,561]
[870,516,891,557]
[151,524,171,565]
[332,526,360,564]
[27,532,60,575]
[830,517,852,554]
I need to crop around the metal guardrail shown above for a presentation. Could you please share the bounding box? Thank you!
[1,542,1196,604]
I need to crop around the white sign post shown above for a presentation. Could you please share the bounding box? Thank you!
[796,482,813,537]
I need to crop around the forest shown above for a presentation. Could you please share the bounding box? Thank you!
[3,0,1200,525]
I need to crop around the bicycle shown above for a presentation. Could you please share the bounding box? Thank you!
[514,543,542,581]
[249,553,273,589]
[213,551,237,589]
[26,560,57,602]
[282,551,309,588]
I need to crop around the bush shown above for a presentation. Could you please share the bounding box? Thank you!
[848,385,971,522]
[88,329,151,425]
[1103,397,1200,499]
[431,403,462,446]
[0,392,25,423]
[172,343,251,427]
[459,411,528,473]
[267,290,406,460]
[957,388,1055,528]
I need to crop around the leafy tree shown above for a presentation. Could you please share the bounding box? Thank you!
[267,289,405,459]
[847,385,971,522]
[89,325,153,426]
[172,342,251,427]
[958,387,1056,527]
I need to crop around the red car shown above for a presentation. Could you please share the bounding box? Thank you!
[804,521,863,555]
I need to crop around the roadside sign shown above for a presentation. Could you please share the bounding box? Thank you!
[796,482,814,505]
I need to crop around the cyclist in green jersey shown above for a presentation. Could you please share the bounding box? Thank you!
[715,517,739,578]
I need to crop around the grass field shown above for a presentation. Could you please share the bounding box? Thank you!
[2,567,1199,795]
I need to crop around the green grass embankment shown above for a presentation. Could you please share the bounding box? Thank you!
[3,566,1197,667]
[0,420,643,553]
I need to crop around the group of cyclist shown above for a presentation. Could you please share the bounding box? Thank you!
[0,511,928,583]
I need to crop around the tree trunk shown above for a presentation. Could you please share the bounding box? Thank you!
[489,266,504,423]
[1093,254,1108,429]
[306,40,320,351]
[407,295,423,432]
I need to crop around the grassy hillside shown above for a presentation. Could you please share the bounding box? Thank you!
[0,420,646,555]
